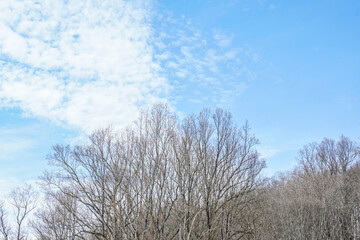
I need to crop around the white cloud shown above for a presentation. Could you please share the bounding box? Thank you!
[152,14,257,106]
[0,0,261,132]
[0,0,169,133]
[258,146,280,159]
[213,30,233,48]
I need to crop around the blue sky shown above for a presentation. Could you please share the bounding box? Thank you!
[0,0,359,195]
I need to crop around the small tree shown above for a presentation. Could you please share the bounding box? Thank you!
[9,184,37,240]
[0,200,11,240]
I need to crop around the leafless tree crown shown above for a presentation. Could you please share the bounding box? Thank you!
[31,104,264,240]
[2,105,358,240]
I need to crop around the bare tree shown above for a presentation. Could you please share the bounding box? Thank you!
[171,114,202,239]
[40,128,132,240]
[8,106,360,239]
[0,200,10,240]
[299,136,359,176]
[37,104,265,240]
[191,109,265,239]
[337,135,358,173]
[9,185,37,240]
[31,192,80,240]
[257,136,360,240]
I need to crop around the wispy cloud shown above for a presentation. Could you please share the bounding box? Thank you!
[0,0,168,132]
[0,0,260,132]
[152,11,258,107]
[258,146,280,159]
[0,122,79,197]
[0,125,40,197]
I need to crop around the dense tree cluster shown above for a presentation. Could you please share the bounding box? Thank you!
[0,105,359,240]
[256,136,360,239]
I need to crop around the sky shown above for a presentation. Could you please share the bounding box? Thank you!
[0,0,359,196]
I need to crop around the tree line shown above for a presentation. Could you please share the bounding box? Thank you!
[0,104,359,239]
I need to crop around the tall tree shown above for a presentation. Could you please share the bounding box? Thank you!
[37,104,265,240]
